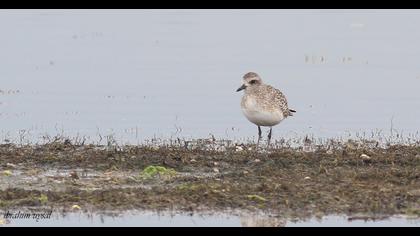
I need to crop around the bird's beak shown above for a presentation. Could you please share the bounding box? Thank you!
[236,84,246,92]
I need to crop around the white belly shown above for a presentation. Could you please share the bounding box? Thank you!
[242,107,284,127]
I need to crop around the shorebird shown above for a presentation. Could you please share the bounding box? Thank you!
[236,72,295,146]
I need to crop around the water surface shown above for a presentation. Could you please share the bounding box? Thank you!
[2,211,419,227]
[1,9,419,144]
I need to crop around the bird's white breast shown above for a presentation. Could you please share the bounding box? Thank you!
[241,96,284,127]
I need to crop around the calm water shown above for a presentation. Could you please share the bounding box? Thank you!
[1,9,420,144]
[1,211,419,227]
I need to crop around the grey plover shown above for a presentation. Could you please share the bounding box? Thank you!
[236,72,296,145]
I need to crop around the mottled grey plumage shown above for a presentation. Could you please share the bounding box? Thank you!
[236,72,295,146]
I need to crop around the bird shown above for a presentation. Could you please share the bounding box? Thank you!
[236,72,295,146]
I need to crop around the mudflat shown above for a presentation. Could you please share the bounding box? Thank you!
[1,138,419,221]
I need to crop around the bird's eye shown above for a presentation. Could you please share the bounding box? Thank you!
[249,80,257,84]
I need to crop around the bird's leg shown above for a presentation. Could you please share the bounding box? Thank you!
[257,126,262,147]
[267,127,273,147]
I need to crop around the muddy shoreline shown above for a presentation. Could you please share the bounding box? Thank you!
[1,139,419,221]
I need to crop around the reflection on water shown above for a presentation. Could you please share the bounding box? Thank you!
[240,215,286,227]
[1,10,420,144]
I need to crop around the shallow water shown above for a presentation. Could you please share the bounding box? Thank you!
[1,211,419,227]
[1,9,420,144]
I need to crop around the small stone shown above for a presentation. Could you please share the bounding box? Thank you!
[6,163,17,168]
[304,176,311,180]
[213,168,219,173]
[326,150,333,155]
[70,171,79,179]
[71,205,81,210]
[254,159,261,163]
[360,154,371,160]
[408,189,420,197]
[213,162,219,166]
[243,170,249,175]
[380,188,390,193]
[235,146,243,152]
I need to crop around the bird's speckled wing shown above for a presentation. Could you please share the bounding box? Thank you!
[264,85,290,117]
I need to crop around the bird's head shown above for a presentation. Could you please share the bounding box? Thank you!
[236,72,262,92]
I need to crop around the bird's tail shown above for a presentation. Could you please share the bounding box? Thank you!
[289,109,296,116]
